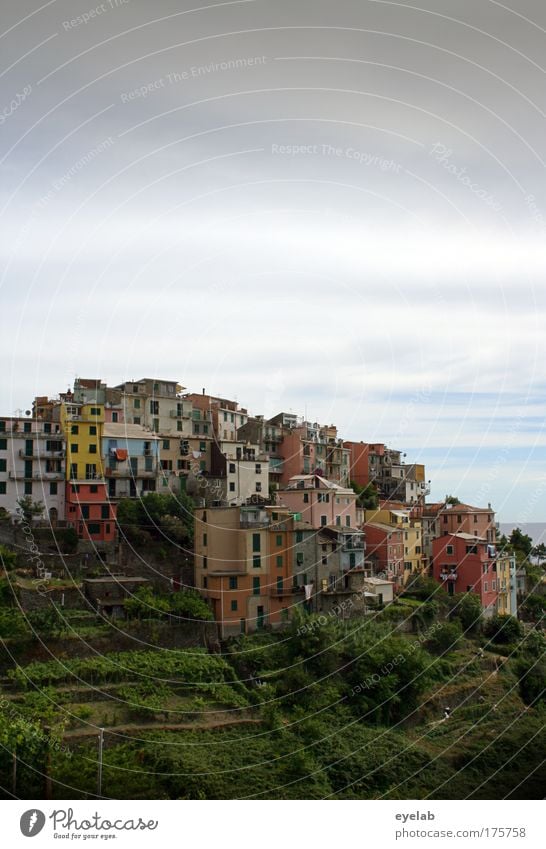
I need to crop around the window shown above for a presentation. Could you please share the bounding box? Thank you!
[303,493,309,503]
[133,398,141,408]
[457,515,462,523]
[81,506,90,519]
[474,514,478,523]
[443,515,448,524]
[90,485,98,493]
[203,424,208,434]
[23,422,31,433]
[296,530,303,543]
[276,577,283,594]
[153,419,159,432]
[87,523,101,534]
[252,577,260,595]
[24,482,32,495]
[446,544,454,554]
[90,408,101,416]
[133,417,141,425]
[111,413,118,423]
[71,484,80,493]
[253,555,261,569]
[346,515,350,526]
[0,459,5,472]
[321,515,327,526]
[296,552,304,566]
[89,444,97,454]
[150,401,159,415]
[101,506,109,519]
[89,425,97,435]
[203,577,208,588]
[49,482,57,495]
[484,582,488,592]
[203,533,207,546]
[229,576,238,590]
[0,482,6,494]
[203,556,207,569]
[176,421,182,431]
[163,440,170,450]
[255,463,261,474]
[70,443,78,454]
[230,600,238,611]
[492,580,496,590]
[336,515,341,526]
[0,422,4,432]
[255,482,262,493]
[229,463,236,473]
[70,424,79,435]
[252,533,261,552]
[199,442,206,452]
[276,555,283,568]
[229,482,235,492]
[276,534,282,546]
[43,423,51,433]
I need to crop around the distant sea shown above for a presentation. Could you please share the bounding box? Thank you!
[499,522,546,545]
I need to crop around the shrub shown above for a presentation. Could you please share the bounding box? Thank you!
[425,621,462,654]
[483,614,522,645]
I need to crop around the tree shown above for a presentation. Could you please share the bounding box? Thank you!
[453,592,483,633]
[483,614,522,644]
[425,621,463,654]
[509,528,533,559]
[445,495,461,505]
[16,497,44,524]
[350,481,379,510]
[532,542,546,563]
[0,545,17,571]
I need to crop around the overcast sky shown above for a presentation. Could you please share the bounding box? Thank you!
[1,0,545,522]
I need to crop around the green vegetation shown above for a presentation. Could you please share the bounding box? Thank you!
[0,589,544,800]
[124,586,213,621]
[350,480,379,510]
[116,492,194,546]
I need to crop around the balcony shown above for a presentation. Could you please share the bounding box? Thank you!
[19,449,65,460]
[9,470,64,481]
[270,586,305,598]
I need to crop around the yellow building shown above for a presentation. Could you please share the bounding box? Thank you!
[496,554,517,617]
[61,401,104,481]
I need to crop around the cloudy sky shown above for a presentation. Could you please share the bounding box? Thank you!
[1,0,545,522]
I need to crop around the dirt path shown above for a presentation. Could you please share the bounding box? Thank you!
[63,716,262,742]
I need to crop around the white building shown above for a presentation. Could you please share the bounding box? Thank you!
[0,416,65,523]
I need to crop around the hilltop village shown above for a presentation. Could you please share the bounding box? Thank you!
[0,376,526,631]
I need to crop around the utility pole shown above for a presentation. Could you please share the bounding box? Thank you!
[97,728,104,797]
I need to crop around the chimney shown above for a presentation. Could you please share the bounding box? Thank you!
[202,388,205,395]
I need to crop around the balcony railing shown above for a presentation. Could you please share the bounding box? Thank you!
[19,449,65,460]
[270,586,305,597]
[9,471,64,481]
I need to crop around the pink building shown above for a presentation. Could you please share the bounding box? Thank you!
[277,474,357,529]
[343,441,370,488]
[432,532,499,614]
[437,503,496,543]
[364,522,404,585]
